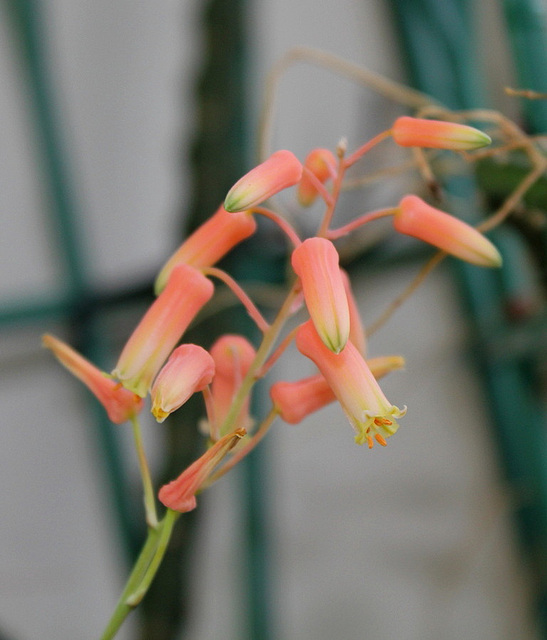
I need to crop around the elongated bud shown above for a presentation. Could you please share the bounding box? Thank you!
[296,320,406,447]
[270,355,404,425]
[151,344,215,423]
[395,195,502,267]
[155,206,257,294]
[207,335,256,437]
[224,150,303,212]
[158,428,246,513]
[392,116,491,150]
[291,237,350,353]
[112,264,214,397]
[340,269,367,356]
[42,334,143,424]
[271,374,334,424]
[297,148,336,206]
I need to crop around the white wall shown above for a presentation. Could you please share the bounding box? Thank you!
[0,1,538,639]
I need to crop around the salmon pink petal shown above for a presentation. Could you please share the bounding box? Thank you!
[392,116,491,150]
[224,150,303,212]
[43,334,143,424]
[395,195,502,267]
[291,237,350,353]
[113,264,214,397]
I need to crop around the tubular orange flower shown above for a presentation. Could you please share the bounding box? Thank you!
[391,116,491,150]
[42,334,143,424]
[112,264,214,397]
[224,150,303,212]
[394,195,502,267]
[270,374,334,424]
[291,237,350,354]
[270,355,405,425]
[207,334,256,438]
[154,206,257,294]
[151,344,215,423]
[158,428,246,513]
[296,320,406,447]
[297,148,336,206]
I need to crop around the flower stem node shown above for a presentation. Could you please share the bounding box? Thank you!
[296,320,406,446]
[395,195,503,267]
[391,116,492,150]
[224,150,303,212]
[291,237,350,354]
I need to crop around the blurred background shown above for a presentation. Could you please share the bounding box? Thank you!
[1,0,546,639]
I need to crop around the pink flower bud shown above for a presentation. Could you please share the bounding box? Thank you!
[155,206,257,294]
[208,335,256,436]
[224,150,303,212]
[297,148,336,206]
[395,195,502,267]
[151,344,215,423]
[296,320,406,447]
[392,116,491,150]
[158,428,246,513]
[291,237,350,353]
[112,264,214,397]
[42,334,143,424]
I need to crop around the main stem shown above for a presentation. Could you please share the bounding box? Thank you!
[217,283,300,436]
[99,509,180,640]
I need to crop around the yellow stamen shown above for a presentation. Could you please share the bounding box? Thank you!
[374,417,392,427]
[375,433,387,446]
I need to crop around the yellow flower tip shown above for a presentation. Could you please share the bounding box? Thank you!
[395,195,503,268]
[354,406,407,447]
[151,406,169,423]
[150,344,215,423]
[296,321,406,446]
[291,238,350,354]
[392,116,491,151]
[224,150,303,212]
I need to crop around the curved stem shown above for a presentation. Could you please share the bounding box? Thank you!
[202,267,270,333]
[251,206,302,248]
[343,129,392,168]
[99,524,163,639]
[317,151,346,237]
[367,251,445,336]
[131,415,158,529]
[125,509,180,607]
[218,283,300,436]
[257,325,299,377]
[327,208,396,240]
[301,167,335,207]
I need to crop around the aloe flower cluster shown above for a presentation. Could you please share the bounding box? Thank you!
[42,115,501,635]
